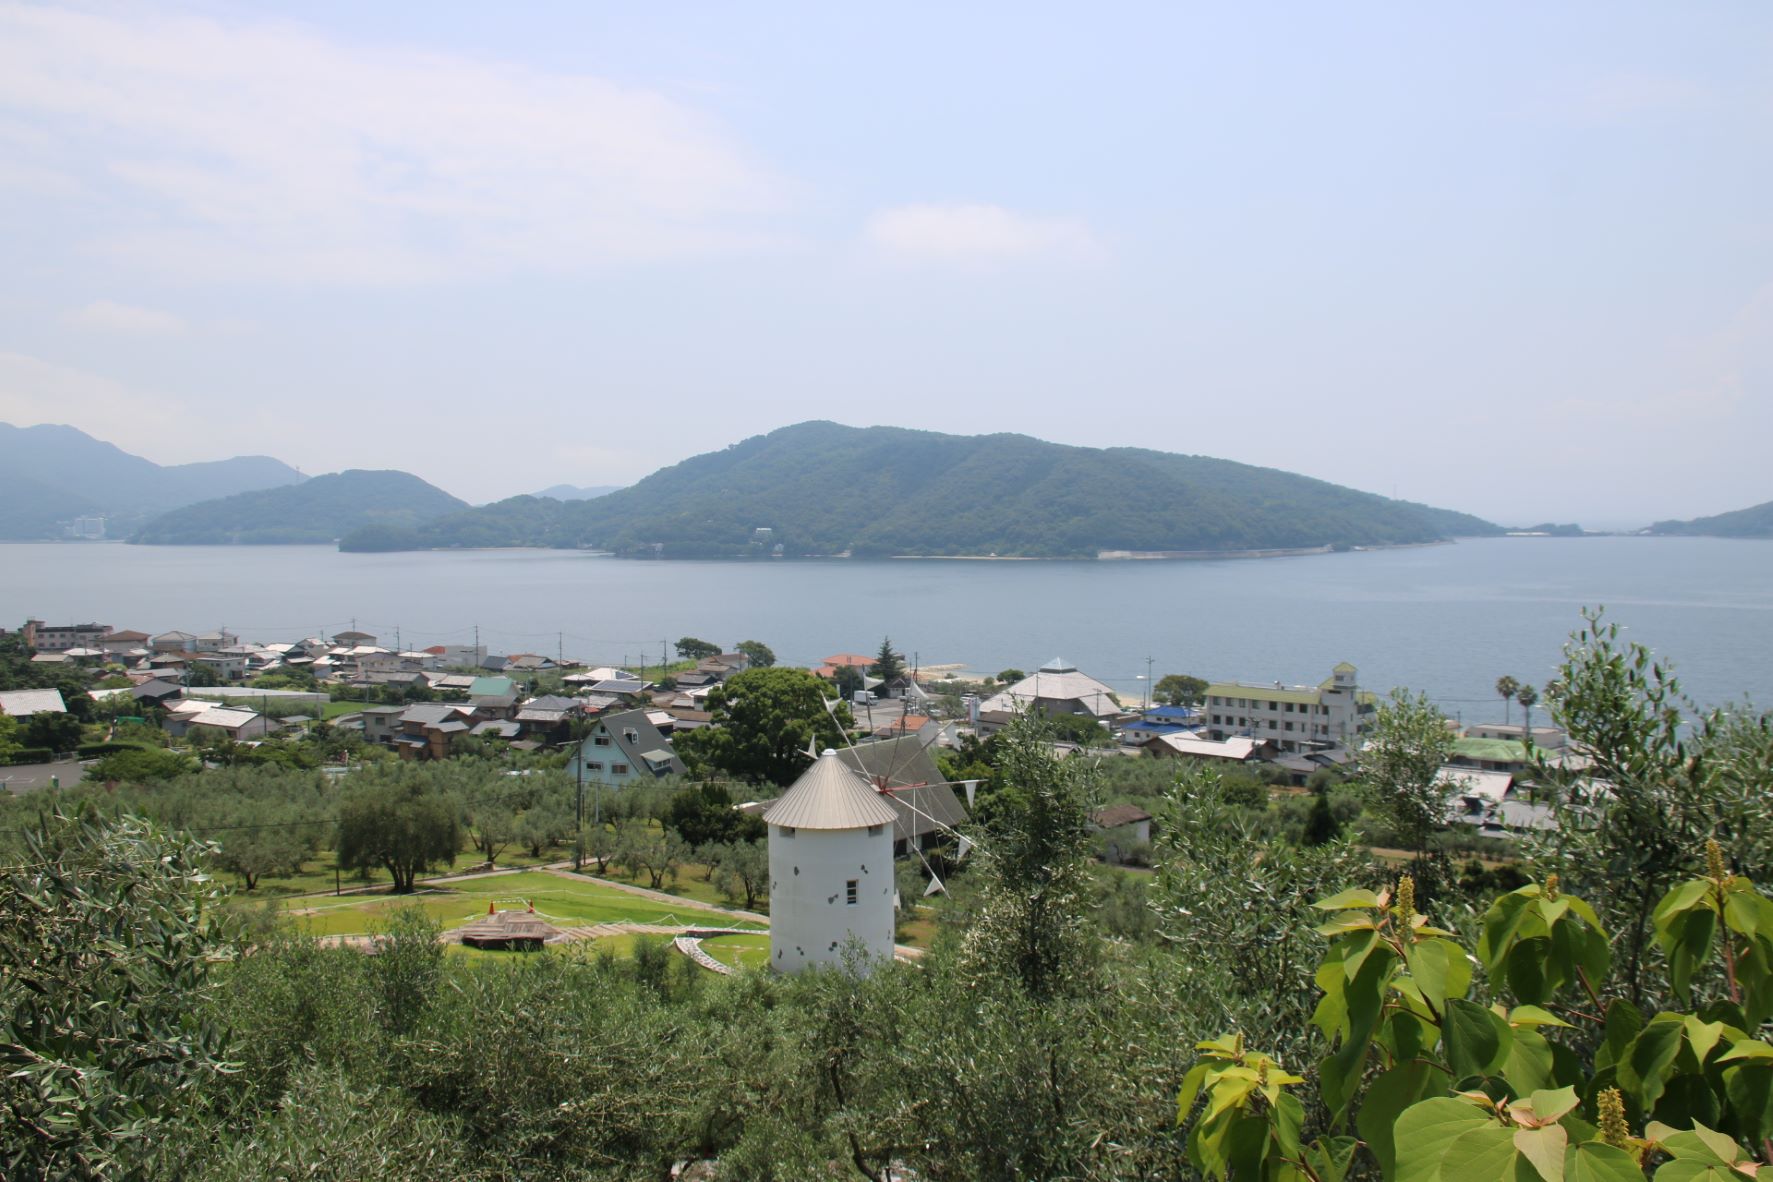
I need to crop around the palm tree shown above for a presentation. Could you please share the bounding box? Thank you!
[1515,683,1539,741]
[1496,676,1519,726]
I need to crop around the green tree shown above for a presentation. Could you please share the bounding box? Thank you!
[664,781,760,847]
[1357,689,1455,872]
[367,906,444,1037]
[996,668,1026,685]
[963,714,1098,1001]
[1530,608,1750,1008]
[24,710,82,753]
[0,815,235,1179]
[870,636,906,684]
[712,839,769,911]
[210,799,311,890]
[1516,681,1539,735]
[1180,854,1773,1182]
[1303,783,1342,846]
[186,661,225,688]
[734,640,776,668]
[614,819,687,890]
[88,745,197,783]
[833,665,864,700]
[677,667,853,787]
[1496,674,1520,725]
[1155,673,1209,708]
[675,637,720,662]
[335,771,461,892]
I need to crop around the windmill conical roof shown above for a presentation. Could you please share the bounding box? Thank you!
[762,750,899,830]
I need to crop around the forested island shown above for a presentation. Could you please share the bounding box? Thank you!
[337,421,1500,558]
[1649,498,1773,539]
[133,470,468,545]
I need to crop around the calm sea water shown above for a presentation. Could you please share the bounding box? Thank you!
[3,537,1769,722]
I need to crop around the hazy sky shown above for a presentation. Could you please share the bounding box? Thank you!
[2,1,1768,527]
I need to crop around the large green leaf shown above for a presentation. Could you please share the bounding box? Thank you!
[1394,1098,1496,1182]
[1409,938,1474,1013]
[1621,1018,1686,1109]
[1513,1124,1568,1182]
[1504,1027,1559,1095]
[1441,1124,1525,1182]
[1445,999,1513,1081]
[1361,1062,1453,1179]
[1565,1141,1648,1182]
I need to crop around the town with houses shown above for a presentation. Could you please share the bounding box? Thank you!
[2,616,1569,850]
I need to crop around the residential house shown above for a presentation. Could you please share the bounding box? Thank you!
[395,703,484,760]
[186,706,273,742]
[102,629,151,655]
[129,679,184,706]
[0,688,67,717]
[193,630,238,654]
[1090,804,1154,863]
[332,629,378,647]
[1464,723,1566,750]
[1118,704,1202,745]
[514,694,581,742]
[564,709,684,787]
[1141,732,1278,764]
[833,736,968,858]
[469,676,519,718]
[1202,663,1376,751]
[151,630,199,654]
[870,714,938,743]
[356,705,406,745]
[191,653,248,682]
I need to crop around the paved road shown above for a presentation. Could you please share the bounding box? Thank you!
[0,759,85,795]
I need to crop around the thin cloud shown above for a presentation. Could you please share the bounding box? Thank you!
[863,203,1102,266]
[69,299,186,335]
[0,4,788,284]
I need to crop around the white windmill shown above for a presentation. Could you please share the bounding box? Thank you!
[763,749,900,974]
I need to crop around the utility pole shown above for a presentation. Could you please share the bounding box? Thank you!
[1145,655,1155,709]
[557,632,563,665]
[573,738,584,871]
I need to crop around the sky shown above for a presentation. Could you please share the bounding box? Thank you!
[0,1,1768,528]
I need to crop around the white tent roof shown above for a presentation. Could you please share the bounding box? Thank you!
[762,750,899,831]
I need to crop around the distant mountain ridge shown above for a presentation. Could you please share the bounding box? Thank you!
[0,422,305,539]
[341,421,1503,558]
[133,470,469,545]
[1648,500,1773,539]
[530,483,622,501]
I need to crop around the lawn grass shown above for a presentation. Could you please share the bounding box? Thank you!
[322,700,372,719]
[587,861,763,912]
[896,911,938,948]
[275,869,767,938]
[699,932,772,971]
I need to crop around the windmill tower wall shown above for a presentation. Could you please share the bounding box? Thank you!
[767,823,894,974]
[762,749,900,974]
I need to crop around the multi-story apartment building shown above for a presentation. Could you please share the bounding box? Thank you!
[1202,662,1375,751]
[23,620,112,652]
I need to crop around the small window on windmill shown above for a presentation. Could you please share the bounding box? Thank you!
[867,824,884,836]
[781,827,795,839]
[846,880,858,905]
